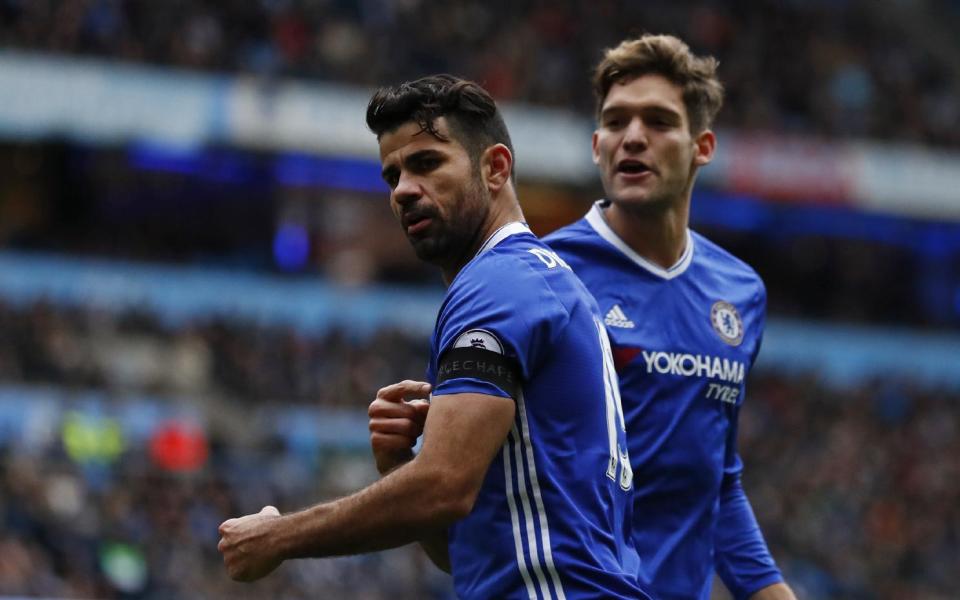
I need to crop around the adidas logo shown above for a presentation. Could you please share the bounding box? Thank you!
[604,304,635,329]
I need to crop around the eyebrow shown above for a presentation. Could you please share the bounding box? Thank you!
[646,106,682,121]
[601,103,683,121]
[381,149,445,181]
[407,148,444,162]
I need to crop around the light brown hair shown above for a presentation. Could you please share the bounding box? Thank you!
[593,34,724,133]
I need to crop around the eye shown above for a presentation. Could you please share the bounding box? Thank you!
[647,112,680,129]
[382,170,400,189]
[416,155,441,171]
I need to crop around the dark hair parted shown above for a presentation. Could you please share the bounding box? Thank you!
[593,34,724,134]
[366,74,515,179]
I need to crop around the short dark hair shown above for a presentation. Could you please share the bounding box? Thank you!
[593,34,724,134]
[366,74,515,178]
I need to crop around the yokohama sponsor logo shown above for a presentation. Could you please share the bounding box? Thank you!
[641,350,745,384]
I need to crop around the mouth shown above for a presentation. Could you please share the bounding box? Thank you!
[616,159,654,178]
[402,211,434,236]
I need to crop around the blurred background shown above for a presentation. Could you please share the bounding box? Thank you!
[1,1,959,598]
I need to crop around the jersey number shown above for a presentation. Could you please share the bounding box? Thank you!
[595,318,633,491]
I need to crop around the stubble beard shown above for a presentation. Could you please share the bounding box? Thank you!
[410,174,489,269]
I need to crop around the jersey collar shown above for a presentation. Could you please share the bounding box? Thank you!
[585,200,694,280]
[447,221,529,289]
[476,221,531,256]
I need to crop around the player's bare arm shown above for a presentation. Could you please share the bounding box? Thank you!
[367,379,452,571]
[749,582,798,600]
[218,391,514,582]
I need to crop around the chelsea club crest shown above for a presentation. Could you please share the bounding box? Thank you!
[710,301,743,346]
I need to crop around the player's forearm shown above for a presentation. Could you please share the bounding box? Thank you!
[374,448,415,476]
[419,531,452,573]
[374,451,451,572]
[374,451,452,571]
[748,582,796,600]
[272,459,472,560]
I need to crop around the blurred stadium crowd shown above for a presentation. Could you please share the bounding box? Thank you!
[0,298,440,598]
[0,299,957,598]
[2,0,960,146]
[0,299,426,406]
[1,1,959,599]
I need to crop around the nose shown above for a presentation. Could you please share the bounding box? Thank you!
[391,172,421,207]
[622,117,648,151]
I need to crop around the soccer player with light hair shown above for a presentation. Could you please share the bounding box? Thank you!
[219,75,649,600]
[543,34,797,600]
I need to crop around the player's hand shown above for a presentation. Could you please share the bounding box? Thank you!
[218,505,284,582]
[368,380,432,475]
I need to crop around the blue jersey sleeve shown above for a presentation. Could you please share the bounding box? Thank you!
[716,280,782,598]
[721,279,767,484]
[431,251,570,399]
[714,478,784,599]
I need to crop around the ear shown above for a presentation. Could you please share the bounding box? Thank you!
[693,129,716,167]
[591,130,601,165]
[482,144,513,192]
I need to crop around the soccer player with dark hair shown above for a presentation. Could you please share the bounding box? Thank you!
[218,74,648,600]
[543,34,796,600]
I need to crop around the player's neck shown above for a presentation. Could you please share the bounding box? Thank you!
[604,199,690,270]
[441,200,524,285]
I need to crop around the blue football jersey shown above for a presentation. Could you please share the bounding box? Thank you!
[426,222,648,600]
[545,202,783,600]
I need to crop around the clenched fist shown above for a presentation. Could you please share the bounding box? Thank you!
[218,505,284,582]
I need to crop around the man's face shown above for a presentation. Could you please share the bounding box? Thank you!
[593,74,711,210]
[378,117,489,266]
